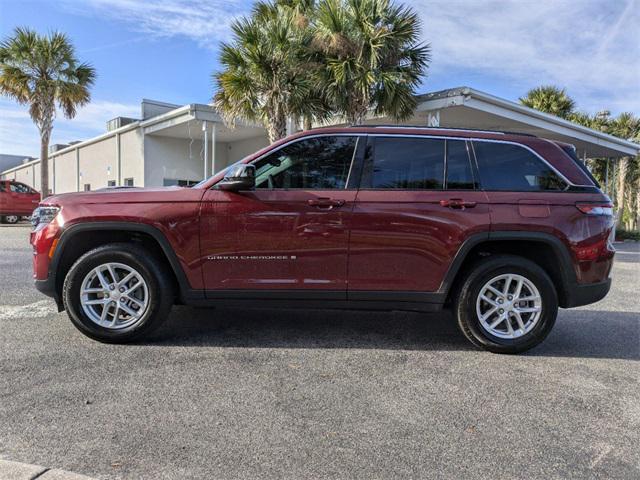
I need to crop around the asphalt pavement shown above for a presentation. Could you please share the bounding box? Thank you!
[1,224,638,479]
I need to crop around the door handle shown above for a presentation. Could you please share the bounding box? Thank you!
[308,198,345,209]
[440,198,477,209]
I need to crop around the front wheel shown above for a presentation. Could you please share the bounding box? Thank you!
[63,243,174,343]
[455,255,558,354]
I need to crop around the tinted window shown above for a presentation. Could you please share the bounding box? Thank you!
[255,136,357,189]
[473,141,567,191]
[0,182,5,192]
[446,140,475,189]
[369,137,444,189]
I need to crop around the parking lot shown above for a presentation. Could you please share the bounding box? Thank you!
[0,223,638,479]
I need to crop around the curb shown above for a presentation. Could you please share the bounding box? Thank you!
[0,459,97,480]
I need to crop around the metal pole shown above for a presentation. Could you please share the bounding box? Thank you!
[211,124,217,174]
[605,158,609,196]
[203,120,208,179]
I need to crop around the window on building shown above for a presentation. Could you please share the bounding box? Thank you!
[472,141,567,191]
[163,179,199,187]
[365,137,445,189]
[446,140,476,190]
[124,178,134,187]
[107,180,116,187]
[254,136,358,189]
[84,184,91,191]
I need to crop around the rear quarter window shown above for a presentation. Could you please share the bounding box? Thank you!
[472,141,567,191]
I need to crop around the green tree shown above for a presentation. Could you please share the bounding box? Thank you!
[519,86,575,119]
[0,27,96,195]
[214,2,326,143]
[311,0,430,125]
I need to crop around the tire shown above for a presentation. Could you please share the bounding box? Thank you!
[63,243,174,343]
[2,215,19,224]
[454,255,558,354]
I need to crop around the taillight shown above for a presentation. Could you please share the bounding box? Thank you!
[575,203,613,216]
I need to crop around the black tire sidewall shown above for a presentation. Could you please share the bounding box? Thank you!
[63,244,172,343]
[457,256,558,354]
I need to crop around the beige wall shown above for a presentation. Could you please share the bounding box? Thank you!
[54,150,77,193]
[225,135,269,168]
[144,136,218,186]
[78,137,117,191]
[2,125,270,191]
[119,129,144,187]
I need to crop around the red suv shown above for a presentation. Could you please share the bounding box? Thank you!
[0,180,40,223]
[30,127,614,353]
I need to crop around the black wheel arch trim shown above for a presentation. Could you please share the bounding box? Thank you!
[439,230,578,305]
[49,221,202,303]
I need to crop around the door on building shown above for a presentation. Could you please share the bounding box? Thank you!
[347,135,491,301]
[200,134,364,299]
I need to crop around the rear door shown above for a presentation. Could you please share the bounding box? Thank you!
[347,135,490,301]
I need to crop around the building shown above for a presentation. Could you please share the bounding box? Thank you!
[0,153,35,173]
[2,87,639,194]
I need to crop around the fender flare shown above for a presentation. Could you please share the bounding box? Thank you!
[439,231,576,300]
[50,221,201,301]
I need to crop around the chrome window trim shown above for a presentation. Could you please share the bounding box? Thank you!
[246,132,593,190]
[368,133,578,188]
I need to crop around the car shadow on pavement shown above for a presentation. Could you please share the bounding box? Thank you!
[146,306,639,359]
[147,307,474,352]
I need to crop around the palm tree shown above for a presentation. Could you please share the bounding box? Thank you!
[311,0,430,125]
[609,112,640,229]
[519,86,575,119]
[0,28,96,196]
[214,2,327,143]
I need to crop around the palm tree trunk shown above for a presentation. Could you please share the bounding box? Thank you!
[616,157,629,229]
[266,114,287,144]
[40,128,51,197]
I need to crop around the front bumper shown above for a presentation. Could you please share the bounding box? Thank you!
[35,277,64,312]
[563,278,611,308]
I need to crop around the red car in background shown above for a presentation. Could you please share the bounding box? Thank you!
[0,180,40,223]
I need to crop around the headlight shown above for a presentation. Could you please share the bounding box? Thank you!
[31,206,60,230]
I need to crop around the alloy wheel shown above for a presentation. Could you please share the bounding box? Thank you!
[80,262,149,329]
[476,273,542,339]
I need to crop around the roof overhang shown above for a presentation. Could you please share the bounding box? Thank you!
[410,87,639,158]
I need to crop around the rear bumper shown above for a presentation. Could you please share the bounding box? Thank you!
[562,278,611,308]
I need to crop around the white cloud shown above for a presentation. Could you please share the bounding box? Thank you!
[63,0,247,48]
[0,99,139,157]
[63,0,639,115]
[413,0,640,114]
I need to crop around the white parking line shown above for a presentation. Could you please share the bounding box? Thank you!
[0,300,58,321]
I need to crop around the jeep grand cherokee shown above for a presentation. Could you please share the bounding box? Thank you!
[30,127,615,353]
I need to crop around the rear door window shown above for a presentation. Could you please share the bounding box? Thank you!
[472,141,567,191]
[365,137,445,189]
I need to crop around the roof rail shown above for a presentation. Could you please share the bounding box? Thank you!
[346,125,539,137]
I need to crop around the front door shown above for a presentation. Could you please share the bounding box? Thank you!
[348,135,491,301]
[200,134,363,299]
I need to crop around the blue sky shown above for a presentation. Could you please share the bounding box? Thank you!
[0,0,638,157]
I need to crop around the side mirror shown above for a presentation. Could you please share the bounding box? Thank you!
[217,164,256,192]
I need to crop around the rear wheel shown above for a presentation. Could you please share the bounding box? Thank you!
[455,255,558,354]
[63,243,174,343]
